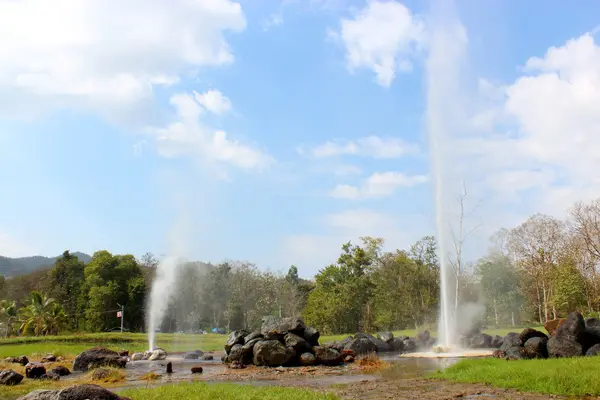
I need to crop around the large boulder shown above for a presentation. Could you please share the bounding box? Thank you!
[50,366,70,377]
[225,331,248,353]
[260,316,305,339]
[244,331,263,343]
[0,369,23,385]
[252,340,291,366]
[469,333,492,348]
[72,347,127,372]
[402,338,417,352]
[555,312,585,342]
[299,352,316,366]
[524,337,548,359]
[585,343,600,356]
[491,335,503,349]
[15,356,29,366]
[547,336,583,358]
[390,337,405,352]
[25,363,46,379]
[343,338,376,355]
[147,348,167,361]
[500,332,522,352]
[227,344,245,364]
[303,326,320,346]
[313,346,343,366]
[328,336,353,353]
[284,333,311,354]
[17,384,130,400]
[16,389,58,400]
[504,346,529,360]
[377,332,394,343]
[519,328,548,343]
[544,318,566,336]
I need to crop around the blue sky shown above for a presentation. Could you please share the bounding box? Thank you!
[1,0,600,278]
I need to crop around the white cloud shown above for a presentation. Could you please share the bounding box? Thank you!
[312,135,419,158]
[331,0,425,87]
[194,90,232,115]
[330,171,427,199]
[280,209,431,274]
[0,0,246,118]
[151,90,273,172]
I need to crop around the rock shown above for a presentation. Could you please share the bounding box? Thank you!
[191,366,203,374]
[73,347,127,371]
[547,336,583,358]
[241,338,261,357]
[299,352,316,366]
[166,362,173,374]
[183,352,199,360]
[0,369,24,385]
[130,352,144,361]
[118,350,129,357]
[58,384,128,400]
[303,326,320,346]
[229,361,246,369]
[15,356,29,366]
[469,333,492,348]
[253,340,291,367]
[201,355,214,361]
[16,389,58,400]
[390,337,405,352]
[402,338,417,352]
[91,368,112,381]
[147,348,167,361]
[500,333,522,352]
[329,336,353,352]
[504,346,529,360]
[524,337,548,359]
[344,355,355,363]
[4,357,16,363]
[344,338,376,355]
[41,372,60,381]
[491,335,503,348]
[585,343,600,356]
[284,333,311,353]
[25,363,46,379]
[41,354,56,363]
[225,330,248,353]
[313,346,343,366]
[50,366,70,376]
[585,318,600,336]
[555,312,585,342]
[227,344,245,364]
[492,349,505,359]
[416,331,430,342]
[371,337,392,352]
[545,318,566,336]
[519,328,548,343]
[244,331,263,343]
[260,316,305,339]
[377,332,394,343]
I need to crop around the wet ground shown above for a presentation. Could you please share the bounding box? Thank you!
[108,352,574,399]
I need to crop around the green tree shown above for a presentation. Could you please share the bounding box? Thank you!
[552,257,587,314]
[19,291,62,336]
[0,300,18,337]
[49,251,85,330]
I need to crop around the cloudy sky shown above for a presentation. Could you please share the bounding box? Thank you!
[1,0,599,277]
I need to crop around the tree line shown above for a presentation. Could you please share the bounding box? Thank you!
[1,197,600,336]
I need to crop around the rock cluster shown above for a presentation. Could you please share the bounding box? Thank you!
[326,331,434,354]
[73,347,128,372]
[130,348,167,362]
[222,316,347,367]
[493,312,600,360]
[0,353,71,386]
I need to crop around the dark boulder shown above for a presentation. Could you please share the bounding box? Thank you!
[244,331,263,343]
[500,333,522,352]
[313,346,343,366]
[183,352,199,360]
[241,338,261,357]
[377,332,394,343]
[72,347,127,372]
[303,326,320,346]
[299,352,316,366]
[58,384,128,400]
[41,354,56,363]
[492,349,505,359]
[0,369,23,385]
[225,330,248,353]
[504,346,529,360]
[260,316,305,339]
[16,389,59,400]
[402,338,417,352]
[371,337,392,352]
[519,328,548,343]
[41,372,60,381]
[491,335,503,348]
[118,350,129,357]
[191,366,203,374]
[547,336,583,358]
[585,343,600,356]
[25,363,46,379]
[15,356,29,366]
[329,336,353,352]
[284,333,311,354]
[253,340,291,366]
[50,366,70,376]
[344,338,376,355]
[201,355,214,361]
[555,312,585,341]
[390,337,405,352]
[227,344,245,363]
[524,337,548,359]
[416,331,430,342]
[469,333,492,348]
[166,362,173,374]
[585,318,600,336]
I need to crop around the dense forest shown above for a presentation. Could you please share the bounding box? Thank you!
[1,197,600,337]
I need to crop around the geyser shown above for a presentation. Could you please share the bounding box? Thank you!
[147,255,181,351]
[425,0,468,348]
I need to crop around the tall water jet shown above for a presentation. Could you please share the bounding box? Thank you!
[425,0,468,348]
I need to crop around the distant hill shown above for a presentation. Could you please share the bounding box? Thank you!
[0,252,92,277]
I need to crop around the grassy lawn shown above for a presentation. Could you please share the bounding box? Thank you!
[435,356,600,397]
[120,382,338,400]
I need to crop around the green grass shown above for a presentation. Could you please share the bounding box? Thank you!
[120,382,338,400]
[435,356,600,397]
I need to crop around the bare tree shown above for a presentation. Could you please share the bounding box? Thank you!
[448,181,482,317]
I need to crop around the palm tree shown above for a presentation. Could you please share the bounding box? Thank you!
[0,300,18,338]
[19,291,63,336]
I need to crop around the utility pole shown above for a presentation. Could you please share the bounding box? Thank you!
[117,304,125,333]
